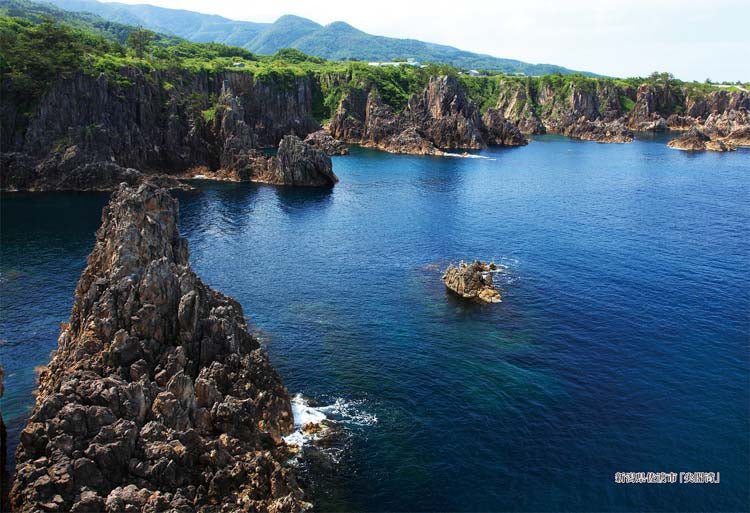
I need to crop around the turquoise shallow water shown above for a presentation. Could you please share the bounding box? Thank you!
[1,135,749,511]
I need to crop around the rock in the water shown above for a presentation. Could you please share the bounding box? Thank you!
[303,130,350,155]
[442,261,502,304]
[11,182,305,513]
[667,127,735,152]
[182,136,339,187]
[259,135,339,187]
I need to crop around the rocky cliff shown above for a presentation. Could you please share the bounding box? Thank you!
[10,183,305,512]
[182,135,338,187]
[1,69,322,191]
[493,78,750,146]
[329,75,527,154]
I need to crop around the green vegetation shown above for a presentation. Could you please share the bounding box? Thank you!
[1,1,745,129]
[619,95,635,113]
[41,0,594,76]
[201,107,217,123]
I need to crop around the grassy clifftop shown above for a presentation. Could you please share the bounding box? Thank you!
[2,0,745,128]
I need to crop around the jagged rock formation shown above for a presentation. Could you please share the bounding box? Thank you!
[667,127,735,152]
[303,130,349,155]
[183,135,337,187]
[493,79,632,142]
[442,261,502,304]
[481,109,529,146]
[492,79,750,144]
[11,183,305,513]
[0,152,188,192]
[562,119,633,143]
[257,136,338,187]
[329,76,527,154]
[1,69,321,191]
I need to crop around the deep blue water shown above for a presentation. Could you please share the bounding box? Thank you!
[1,135,749,511]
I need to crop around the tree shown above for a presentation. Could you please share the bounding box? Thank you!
[126,27,154,58]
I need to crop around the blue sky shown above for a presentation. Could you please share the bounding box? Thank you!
[102,0,749,81]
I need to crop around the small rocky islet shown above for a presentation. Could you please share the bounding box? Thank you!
[442,261,503,304]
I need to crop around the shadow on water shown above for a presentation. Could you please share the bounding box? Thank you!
[272,185,334,213]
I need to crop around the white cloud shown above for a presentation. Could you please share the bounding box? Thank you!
[100,0,749,81]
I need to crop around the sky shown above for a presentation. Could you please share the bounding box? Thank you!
[101,0,749,81]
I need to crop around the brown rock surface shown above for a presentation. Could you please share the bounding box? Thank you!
[261,135,338,187]
[303,130,349,155]
[667,127,735,152]
[442,261,502,304]
[481,109,528,146]
[10,183,305,513]
[563,119,634,143]
[329,76,525,154]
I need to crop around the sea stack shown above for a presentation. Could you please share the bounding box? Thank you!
[11,183,304,512]
[442,261,502,304]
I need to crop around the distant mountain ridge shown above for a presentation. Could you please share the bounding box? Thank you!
[39,0,596,76]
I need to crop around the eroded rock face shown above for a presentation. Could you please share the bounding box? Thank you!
[1,70,321,191]
[266,135,338,187]
[0,153,189,192]
[329,76,527,154]
[405,76,486,149]
[442,261,502,304]
[181,136,338,187]
[667,127,735,152]
[11,183,305,513]
[562,119,634,143]
[481,109,528,146]
[303,130,349,155]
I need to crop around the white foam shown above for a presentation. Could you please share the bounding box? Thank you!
[442,152,495,160]
[282,393,377,448]
[191,174,209,179]
[290,394,327,427]
[319,398,378,426]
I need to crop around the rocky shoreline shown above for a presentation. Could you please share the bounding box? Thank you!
[180,135,338,187]
[10,183,306,512]
[2,70,749,192]
[492,79,750,146]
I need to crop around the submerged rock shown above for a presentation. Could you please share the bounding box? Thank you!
[11,182,305,512]
[442,261,502,304]
[667,127,735,152]
[303,130,350,155]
